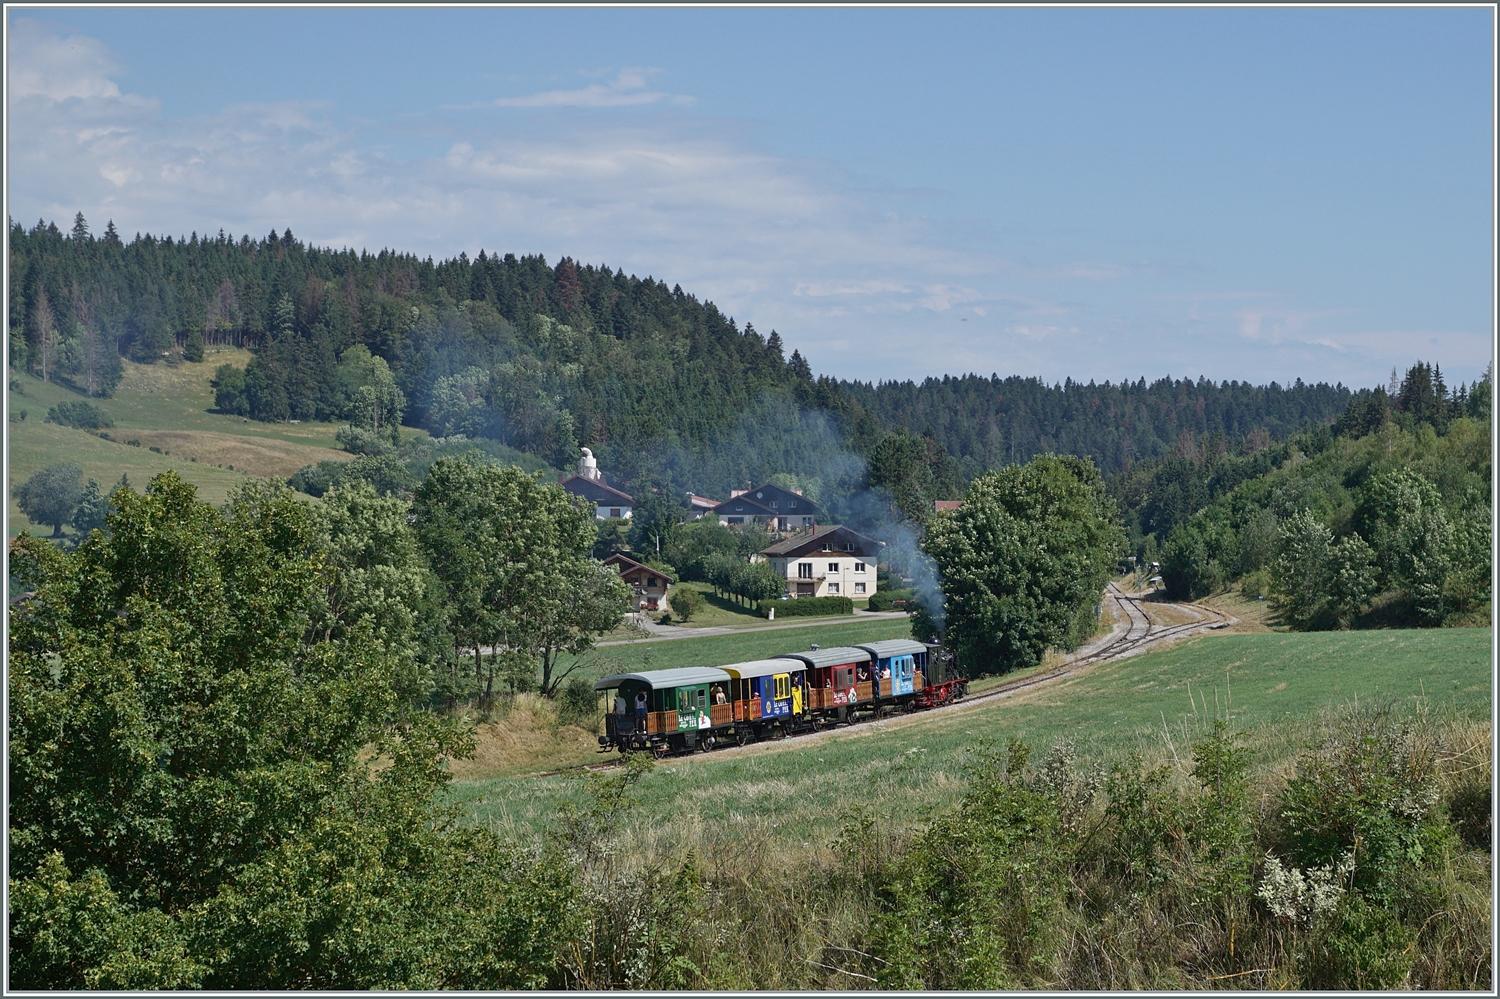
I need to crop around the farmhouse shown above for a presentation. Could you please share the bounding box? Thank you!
[711,482,818,531]
[604,552,676,612]
[559,446,634,519]
[757,525,880,599]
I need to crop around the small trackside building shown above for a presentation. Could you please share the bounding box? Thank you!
[757,524,880,600]
[604,552,675,612]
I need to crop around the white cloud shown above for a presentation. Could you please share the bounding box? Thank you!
[485,67,691,108]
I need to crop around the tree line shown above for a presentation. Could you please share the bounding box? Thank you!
[12,215,1357,502]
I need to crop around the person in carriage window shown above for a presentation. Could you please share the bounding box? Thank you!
[714,685,727,705]
[615,693,629,731]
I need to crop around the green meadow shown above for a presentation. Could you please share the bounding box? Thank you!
[447,626,1492,851]
[7,349,387,535]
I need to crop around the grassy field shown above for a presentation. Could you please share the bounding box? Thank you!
[446,626,1492,854]
[7,348,399,536]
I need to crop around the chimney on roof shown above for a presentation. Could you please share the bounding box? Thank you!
[578,447,601,481]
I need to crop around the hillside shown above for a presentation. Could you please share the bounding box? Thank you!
[11,217,1357,501]
[7,348,360,534]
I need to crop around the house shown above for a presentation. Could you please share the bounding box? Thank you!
[685,493,721,520]
[757,525,880,600]
[559,447,634,519]
[933,500,962,513]
[604,552,676,612]
[711,482,818,531]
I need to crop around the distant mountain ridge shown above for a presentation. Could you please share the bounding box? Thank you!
[10,215,1357,495]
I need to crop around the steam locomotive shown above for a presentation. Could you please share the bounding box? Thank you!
[596,640,968,756]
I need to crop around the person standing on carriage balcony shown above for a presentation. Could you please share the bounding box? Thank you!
[635,691,648,731]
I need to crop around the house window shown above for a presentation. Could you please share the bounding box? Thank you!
[845,543,854,552]
[828,562,839,573]
[770,500,778,509]
[609,508,621,518]
[855,582,866,594]
[798,562,813,579]
[647,576,658,588]
[728,517,744,524]
[803,517,813,525]
[828,582,840,594]
[789,500,797,508]
[796,582,814,595]
[854,562,866,572]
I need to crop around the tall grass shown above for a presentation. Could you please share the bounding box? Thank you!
[543,701,1490,989]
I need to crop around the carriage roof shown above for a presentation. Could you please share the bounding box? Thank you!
[719,658,804,679]
[593,667,731,691]
[854,639,930,659]
[773,646,872,669]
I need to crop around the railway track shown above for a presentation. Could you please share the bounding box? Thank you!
[526,584,1234,776]
[952,582,1233,710]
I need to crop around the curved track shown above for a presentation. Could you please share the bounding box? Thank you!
[950,582,1232,710]
[529,583,1234,776]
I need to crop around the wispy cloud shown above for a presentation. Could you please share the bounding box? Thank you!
[484,67,691,108]
[7,19,1479,389]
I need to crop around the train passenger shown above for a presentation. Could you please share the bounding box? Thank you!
[635,691,648,728]
[714,685,727,705]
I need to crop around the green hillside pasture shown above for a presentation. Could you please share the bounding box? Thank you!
[448,627,1491,857]
[7,420,274,537]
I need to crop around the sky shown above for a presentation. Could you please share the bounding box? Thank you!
[5,7,1495,389]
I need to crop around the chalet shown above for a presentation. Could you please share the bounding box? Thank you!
[604,552,675,612]
[559,447,634,519]
[712,482,818,531]
[685,493,721,520]
[757,525,880,600]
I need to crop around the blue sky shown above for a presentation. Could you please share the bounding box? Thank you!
[6,7,1494,388]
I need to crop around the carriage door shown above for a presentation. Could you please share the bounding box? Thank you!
[773,673,791,716]
[678,686,706,731]
[895,655,914,695]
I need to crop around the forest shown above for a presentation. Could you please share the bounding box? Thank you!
[1112,361,1491,630]
[11,215,1356,501]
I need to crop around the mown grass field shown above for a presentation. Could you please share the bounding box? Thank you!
[7,349,407,536]
[446,626,1492,854]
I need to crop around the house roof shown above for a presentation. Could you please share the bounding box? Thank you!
[594,667,731,691]
[855,640,931,660]
[686,493,721,510]
[774,646,873,669]
[933,500,963,512]
[560,475,634,505]
[603,552,677,584]
[719,658,803,680]
[710,494,776,517]
[759,524,880,558]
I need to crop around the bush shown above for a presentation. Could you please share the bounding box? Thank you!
[867,588,914,612]
[559,677,601,729]
[45,400,113,429]
[667,586,703,622]
[759,596,853,619]
[335,424,394,456]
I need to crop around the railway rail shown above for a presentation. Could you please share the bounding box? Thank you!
[525,583,1234,777]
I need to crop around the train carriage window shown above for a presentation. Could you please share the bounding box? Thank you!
[774,674,791,700]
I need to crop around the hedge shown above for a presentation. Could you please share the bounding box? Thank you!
[760,596,854,619]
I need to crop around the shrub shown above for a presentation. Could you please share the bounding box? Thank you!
[335,424,393,456]
[45,400,113,429]
[559,677,601,729]
[210,364,249,416]
[759,596,853,619]
[867,588,914,612]
[667,586,702,622]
